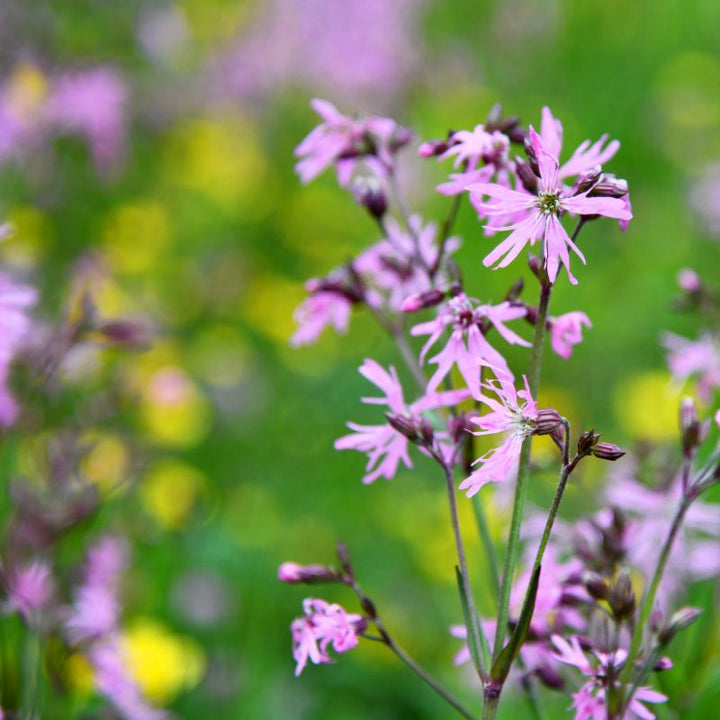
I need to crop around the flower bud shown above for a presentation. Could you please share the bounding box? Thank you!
[417,132,455,158]
[574,166,602,195]
[577,429,601,457]
[592,442,626,461]
[523,139,541,177]
[336,542,353,578]
[401,288,445,313]
[533,408,564,436]
[351,176,387,219]
[582,570,609,601]
[504,277,524,302]
[515,157,539,193]
[654,656,673,672]
[95,319,152,349]
[588,175,628,198]
[677,268,701,294]
[657,606,703,644]
[680,397,703,458]
[278,562,340,584]
[608,568,636,621]
[534,663,565,690]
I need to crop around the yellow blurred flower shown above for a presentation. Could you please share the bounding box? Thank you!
[65,652,95,697]
[121,619,205,704]
[140,366,212,447]
[242,272,304,346]
[4,63,47,120]
[80,431,130,496]
[2,206,51,267]
[141,459,205,529]
[614,371,685,441]
[102,201,171,275]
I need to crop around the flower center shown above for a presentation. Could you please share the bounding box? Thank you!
[537,191,561,216]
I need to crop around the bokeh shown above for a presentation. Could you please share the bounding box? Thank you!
[0,1,719,718]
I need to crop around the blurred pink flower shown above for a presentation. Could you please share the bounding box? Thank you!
[335,359,469,484]
[459,375,538,497]
[47,68,127,174]
[689,164,720,237]
[291,290,353,347]
[552,635,666,720]
[291,598,365,675]
[410,293,528,396]
[662,332,720,402]
[550,311,592,359]
[294,99,409,186]
[7,560,54,622]
[469,126,631,284]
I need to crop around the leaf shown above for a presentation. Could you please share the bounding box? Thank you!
[491,564,541,683]
[455,565,483,676]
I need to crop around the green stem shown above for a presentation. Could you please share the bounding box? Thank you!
[437,455,491,681]
[492,280,552,662]
[373,618,476,720]
[472,494,500,601]
[618,494,692,709]
[432,193,463,279]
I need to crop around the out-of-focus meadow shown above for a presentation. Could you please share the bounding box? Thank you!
[1,1,719,718]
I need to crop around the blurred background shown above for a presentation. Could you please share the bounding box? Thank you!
[0,0,719,717]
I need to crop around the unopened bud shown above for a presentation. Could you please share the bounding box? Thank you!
[534,663,565,690]
[582,570,609,601]
[449,414,473,444]
[657,606,703,644]
[680,397,704,458]
[401,288,445,313]
[533,408,564,436]
[278,562,339,584]
[578,429,601,457]
[96,320,152,349]
[523,139,540,177]
[504,277,524,302]
[385,413,433,447]
[608,568,636,621]
[417,132,455,158]
[574,166,602,195]
[360,596,377,619]
[588,175,628,198]
[352,177,387,219]
[592,442,626,461]
[336,541,353,577]
[654,656,673,672]
[515,157,539,193]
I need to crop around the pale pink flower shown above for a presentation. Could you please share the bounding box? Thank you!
[410,293,528,396]
[355,215,460,313]
[459,376,538,497]
[7,560,54,623]
[715,409,720,429]
[552,635,667,720]
[335,359,470,484]
[689,163,720,237]
[550,311,592,359]
[662,332,720,402]
[291,598,365,676]
[539,106,620,181]
[294,99,410,186]
[677,268,701,294]
[469,126,631,284]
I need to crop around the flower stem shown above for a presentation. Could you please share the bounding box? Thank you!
[432,193,463,279]
[373,618,476,720]
[492,280,552,663]
[472,494,500,600]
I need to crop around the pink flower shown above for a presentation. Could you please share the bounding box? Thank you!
[7,560,54,623]
[662,332,720,402]
[291,290,353,347]
[539,106,620,181]
[459,376,538,497]
[677,268,701,294]
[335,359,470,484]
[552,635,667,720]
[47,68,127,174]
[469,126,632,284]
[291,598,365,675]
[294,99,409,186]
[410,293,528,396]
[550,312,592,359]
[715,409,720,429]
[355,215,460,313]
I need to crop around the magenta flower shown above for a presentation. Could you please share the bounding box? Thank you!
[459,376,538,497]
[539,106,620,181]
[662,332,720,402]
[335,359,470,484]
[291,598,366,676]
[552,635,666,720]
[294,99,409,186]
[291,290,353,347]
[410,293,528,396]
[469,127,632,284]
[550,311,592,359]
[7,560,54,623]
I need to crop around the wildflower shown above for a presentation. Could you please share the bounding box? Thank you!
[459,376,538,497]
[550,312,592,359]
[291,290,354,347]
[7,560,54,624]
[291,598,366,675]
[278,562,341,584]
[469,126,631,284]
[335,359,469,484]
[410,293,528,396]
[551,635,667,720]
[662,332,720,402]
[294,99,410,186]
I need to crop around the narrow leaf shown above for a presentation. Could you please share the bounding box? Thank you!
[491,564,541,683]
[455,565,483,675]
